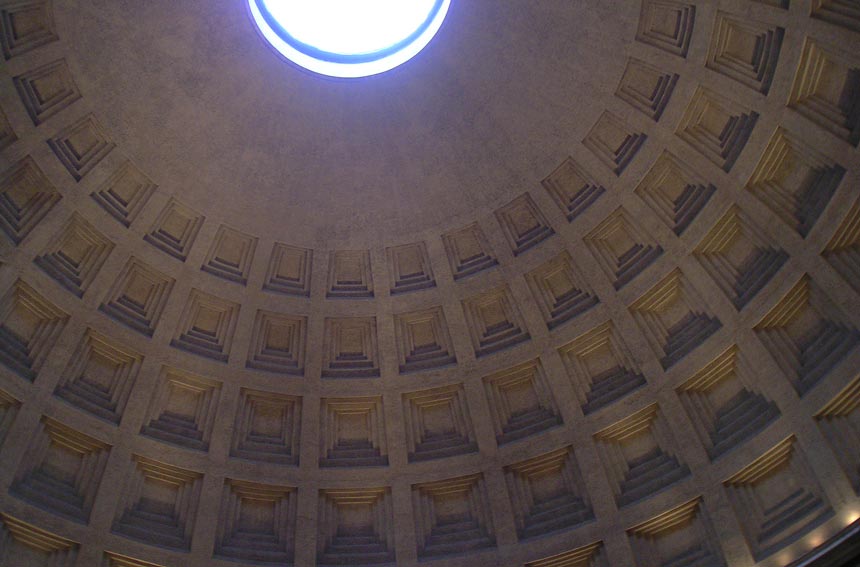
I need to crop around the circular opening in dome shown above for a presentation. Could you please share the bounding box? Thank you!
[249,0,451,78]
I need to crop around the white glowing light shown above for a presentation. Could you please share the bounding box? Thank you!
[248,0,450,78]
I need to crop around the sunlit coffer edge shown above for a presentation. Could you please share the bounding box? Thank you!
[248,0,451,78]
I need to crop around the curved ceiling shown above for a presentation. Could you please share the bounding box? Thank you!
[0,1,858,567]
[56,0,633,243]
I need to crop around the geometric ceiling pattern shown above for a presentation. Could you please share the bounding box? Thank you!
[0,1,858,566]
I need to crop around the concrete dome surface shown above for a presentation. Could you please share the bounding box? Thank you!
[0,0,858,566]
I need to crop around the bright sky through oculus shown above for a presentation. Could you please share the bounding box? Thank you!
[249,0,450,78]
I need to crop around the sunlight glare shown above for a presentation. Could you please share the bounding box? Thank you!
[250,0,450,77]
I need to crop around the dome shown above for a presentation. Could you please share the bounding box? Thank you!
[0,1,858,566]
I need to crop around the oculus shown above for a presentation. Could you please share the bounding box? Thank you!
[249,0,450,78]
